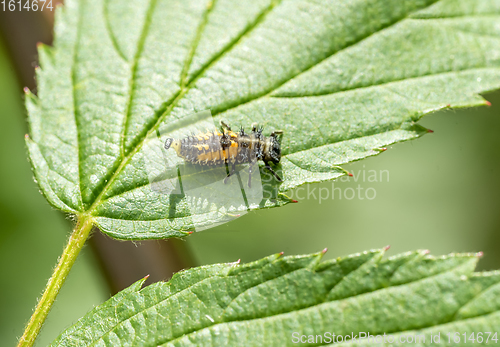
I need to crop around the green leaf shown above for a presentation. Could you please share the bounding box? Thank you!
[49,249,500,346]
[26,0,500,239]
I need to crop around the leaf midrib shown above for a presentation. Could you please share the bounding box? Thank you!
[85,0,440,214]
[73,0,85,209]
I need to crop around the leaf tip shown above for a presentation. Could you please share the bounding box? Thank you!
[291,199,298,203]
[278,251,284,256]
[427,129,434,133]
[384,245,391,251]
[348,172,353,177]
[485,100,492,107]
[25,133,30,140]
[321,247,328,254]
[476,251,484,258]
[23,86,30,94]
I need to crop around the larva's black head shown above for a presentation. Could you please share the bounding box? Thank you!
[263,134,281,164]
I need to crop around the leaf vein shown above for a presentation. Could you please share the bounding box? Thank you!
[184,0,283,86]
[179,0,218,89]
[103,0,128,62]
[269,67,500,99]
[120,0,157,157]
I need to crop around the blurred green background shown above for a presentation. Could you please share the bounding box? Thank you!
[1,14,500,347]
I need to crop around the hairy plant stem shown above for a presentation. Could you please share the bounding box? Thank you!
[17,215,94,347]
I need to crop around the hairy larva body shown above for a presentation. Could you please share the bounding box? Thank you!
[164,122,282,187]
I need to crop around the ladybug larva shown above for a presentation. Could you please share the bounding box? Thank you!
[164,121,282,187]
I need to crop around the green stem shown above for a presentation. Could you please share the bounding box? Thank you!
[17,215,94,347]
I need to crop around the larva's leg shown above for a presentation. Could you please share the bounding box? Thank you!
[265,162,282,182]
[224,162,236,184]
[223,147,233,184]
